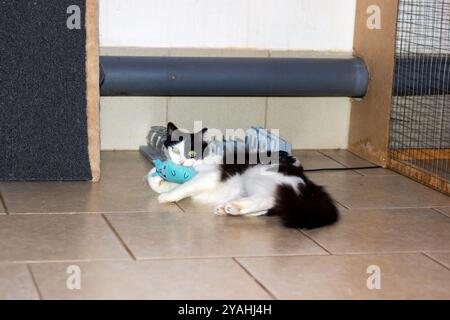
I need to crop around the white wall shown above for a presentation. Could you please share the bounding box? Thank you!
[100,0,356,51]
[99,0,357,150]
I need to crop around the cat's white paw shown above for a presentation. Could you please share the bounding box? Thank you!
[147,170,165,193]
[225,202,242,216]
[214,204,227,216]
[158,192,179,204]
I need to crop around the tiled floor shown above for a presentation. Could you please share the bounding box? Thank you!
[436,207,450,217]
[0,150,449,300]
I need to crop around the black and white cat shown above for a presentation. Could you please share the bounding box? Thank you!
[148,122,339,229]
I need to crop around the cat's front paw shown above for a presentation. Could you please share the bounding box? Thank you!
[214,204,227,216]
[225,202,243,216]
[158,192,178,204]
[147,170,165,193]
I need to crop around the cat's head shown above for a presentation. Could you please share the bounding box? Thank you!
[163,122,208,166]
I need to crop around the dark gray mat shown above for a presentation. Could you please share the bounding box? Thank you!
[0,0,92,180]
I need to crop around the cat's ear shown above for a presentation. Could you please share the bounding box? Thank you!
[167,122,178,139]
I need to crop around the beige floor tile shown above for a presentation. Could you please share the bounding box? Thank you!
[30,259,271,300]
[305,208,450,254]
[319,150,377,168]
[292,150,344,170]
[0,263,39,299]
[0,177,180,214]
[306,170,362,182]
[354,168,400,176]
[176,198,212,213]
[435,207,450,217]
[101,151,152,178]
[237,254,450,299]
[0,215,130,262]
[305,174,450,209]
[106,212,327,259]
[425,252,450,269]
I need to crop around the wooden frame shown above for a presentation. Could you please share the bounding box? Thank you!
[389,158,450,194]
[349,0,449,194]
[390,149,450,161]
[348,0,399,167]
[86,0,101,181]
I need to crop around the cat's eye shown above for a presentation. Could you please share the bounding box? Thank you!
[171,147,180,155]
[188,150,197,158]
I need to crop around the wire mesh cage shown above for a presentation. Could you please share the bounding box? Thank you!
[389,0,450,194]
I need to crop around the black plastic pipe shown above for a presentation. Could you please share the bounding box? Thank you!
[100,56,369,97]
[393,57,450,96]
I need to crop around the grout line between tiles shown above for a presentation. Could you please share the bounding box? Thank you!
[8,210,182,216]
[322,206,450,211]
[317,150,351,168]
[232,257,277,300]
[352,169,366,176]
[324,251,423,257]
[316,151,378,173]
[319,150,378,168]
[175,202,186,213]
[101,214,137,261]
[326,250,450,256]
[297,229,333,255]
[18,251,445,265]
[335,200,350,210]
[431,208,450,219]
[0,191,9,215]
[17,253,328,265]
[132,253,328,261]
[26,264,43,300]
[421,252,450,271]
[12,258,134,264]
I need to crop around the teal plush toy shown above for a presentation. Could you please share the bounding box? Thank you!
[150,159,197,184]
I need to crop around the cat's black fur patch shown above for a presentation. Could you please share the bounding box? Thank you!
[221,149,339,229]
[268,181,339,229]
[220,150,297,180]
[164,122,208,160]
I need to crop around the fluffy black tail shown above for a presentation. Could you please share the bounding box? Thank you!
[268,180,339,229]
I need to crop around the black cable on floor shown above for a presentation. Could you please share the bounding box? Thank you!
[304,166,382,172]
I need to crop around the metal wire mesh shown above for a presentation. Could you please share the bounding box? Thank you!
[389,0,450,193]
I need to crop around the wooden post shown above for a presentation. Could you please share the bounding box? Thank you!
[86,0,101,181]
[348,0,399,166]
